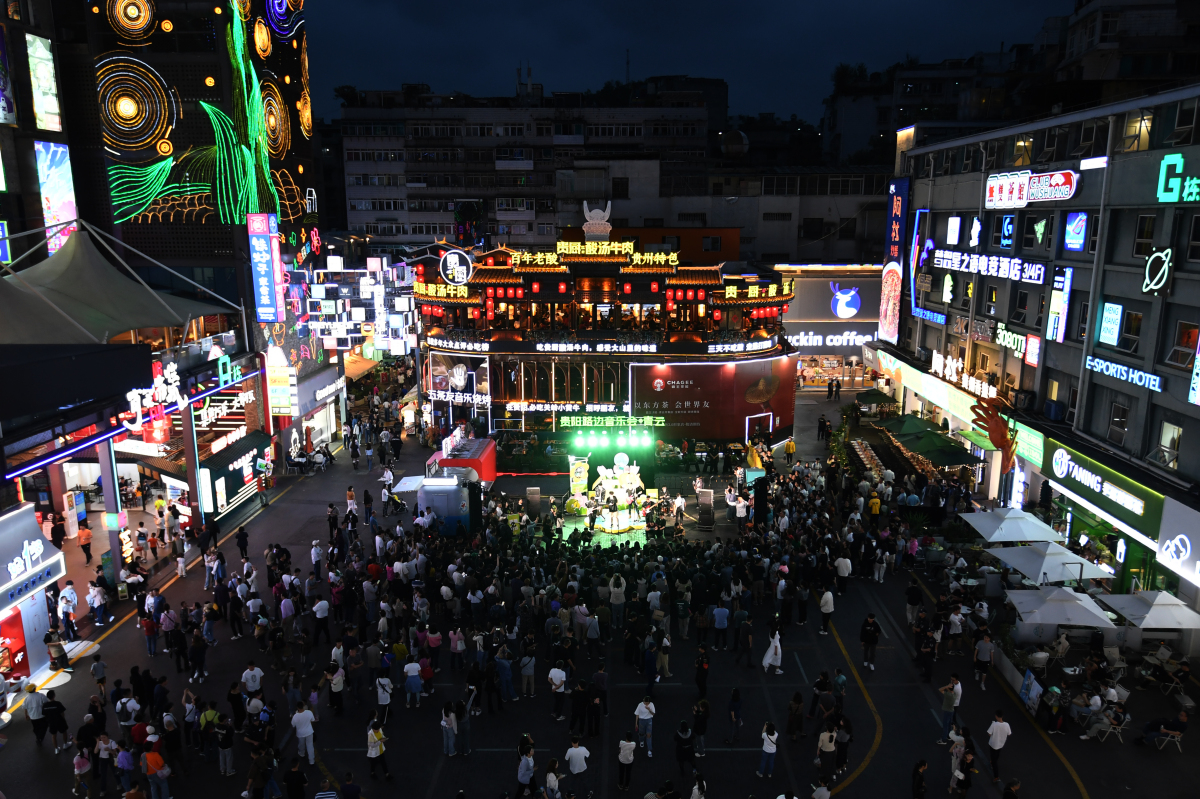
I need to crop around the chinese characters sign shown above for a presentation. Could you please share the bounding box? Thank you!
[930,249,1045,285]
[556,241,635,256]
[560,415,665,428]
[985,170,1078,209]
[879,179,908,345]
[248,213,282,323]
[1156,153,1200,203]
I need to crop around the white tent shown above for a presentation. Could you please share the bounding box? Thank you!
[963,507,1064,543]
[1008,586,1116,628]
[986,541,1111,583]
[1098,592,1200,629]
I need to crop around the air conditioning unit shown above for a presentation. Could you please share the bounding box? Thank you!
[1043,399,1066,420]
[1013,390,1037,411]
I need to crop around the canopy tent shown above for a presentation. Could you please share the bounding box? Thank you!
[956,428,998,451]
[1008,586,1116,628]
[343,352,381,381]
[873,414,941,435]
[399,383,419,403]
[1097,592,1200,630]
[963,507,1064,543]
[986,541,1111,583]
[2,231,232,343]
[921,447,985,467]
[855,388,898,405]
[0,274,97,343]
[895,430,957,453]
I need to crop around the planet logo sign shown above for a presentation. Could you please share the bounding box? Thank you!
[829,283,861,319]
[1064,212,1088,252]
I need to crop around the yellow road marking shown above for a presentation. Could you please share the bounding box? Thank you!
[913,574,1090,799]
[827,621,883,795]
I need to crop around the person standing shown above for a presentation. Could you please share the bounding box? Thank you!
[859,613,881,670]
[935,676,962,744]
[674,721,695,778]
[756,722,779,778]
[291,701,316,765]
[564,736,591,796]
[617,730,636,792]
[912,760,928,799]
[366,719,391,780]
[784,437,796,466]
[548,660,567,721]
[634,696,655,757]
[974,633,995,691]
[816,722,837,784]
[694,643,709,699]
[733,617,754,669]
[692,699,710,757]
[761,628,783,675]
[515,745,537,797]
[818,587,834,635]
[986,710,1011,784]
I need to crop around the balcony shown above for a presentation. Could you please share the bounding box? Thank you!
[496,209,536,221]
[553,135,585,146]
[495,159,534,170]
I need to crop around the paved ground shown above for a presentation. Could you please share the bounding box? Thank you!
[1,389,1193,799]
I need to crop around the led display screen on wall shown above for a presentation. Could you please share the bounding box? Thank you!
[98,0,316,256]
[33,141,77,254]
[0,25,17,125]
[25,34,62,131]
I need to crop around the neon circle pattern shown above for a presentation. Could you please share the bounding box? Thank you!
[108,0,156,40]
[261,79,290,158]
[96,54,177,152]
[254,18,271,59]
[297,90,311,138]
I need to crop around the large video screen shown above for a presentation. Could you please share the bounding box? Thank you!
[631,358,796,442]
[26,34,62,131]
[98,0,316,254]
[33,141,77,254]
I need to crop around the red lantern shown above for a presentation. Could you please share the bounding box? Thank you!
[506,287,515,299]
[686,289,695,301]
[507,258,513,266]
[667,300,676,311]
[486,257,495,266]
[516,287,524,299]
[650,281,659,293]
[532,282,540,293]
[487,309,494,320]
[783,304,789,313]
[751,309,758,319]
[558,282,567,294]
[713,309,722,321]
[665,289,674,300]
[697,289,705,301]
[623,283,632,294]
[471,308,480,319]
[486,298,494,312]
[438,249,446,257]
[486,287,494,298]
[416,264,425,275]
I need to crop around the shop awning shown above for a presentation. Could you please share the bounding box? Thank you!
[986,541,1111,583]
[856,388,898,405]
[1098,592,1200,629]
[344,353,380,381]
[872,414,941,435]
[2,231,233,344]
[956,429,998,451]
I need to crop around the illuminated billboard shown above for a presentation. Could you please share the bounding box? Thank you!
[0,25,16,125]
[26,34,62,131]
[98,0,316,258]
[33,141,78,254]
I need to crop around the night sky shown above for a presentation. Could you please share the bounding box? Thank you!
[306,0,1076,124]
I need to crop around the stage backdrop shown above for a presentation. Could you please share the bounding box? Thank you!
[631,357,796,442]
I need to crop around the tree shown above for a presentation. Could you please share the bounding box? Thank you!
[333,85,361,108]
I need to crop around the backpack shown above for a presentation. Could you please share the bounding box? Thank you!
[117,698,133,724]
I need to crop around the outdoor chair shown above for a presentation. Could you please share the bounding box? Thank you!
[1155,732,1183,752]
[1047,634,1071,668]
[1096,713,1130,743]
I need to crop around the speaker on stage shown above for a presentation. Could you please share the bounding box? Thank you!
[753,476,769,519]
[698,489,713,509]
[526,487,541,517]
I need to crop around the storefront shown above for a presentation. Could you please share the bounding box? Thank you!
[285,366,346,458]
[1041,438,1165,593]
[199,431,273,520]
[780,269,882,387]
[0,503,67,681]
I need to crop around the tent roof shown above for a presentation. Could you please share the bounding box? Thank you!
[1008,586,1115,628]
[344,352,381,381]
[2,231,231,343]
[1098,591,1200,629]
[963,507,1064,543]
[986,541,1111,583]
[0,275,98,343]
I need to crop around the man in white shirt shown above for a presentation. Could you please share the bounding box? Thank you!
[634,697,655,756]
[548,661,567,720]
[818,588,835,635]
[291,701,316,764]
[241,660,266,698]
[986,710,1012,783]
[673,494,686,524]
[375,673,394,724]
[564,736,591,795]
[735,497,747,530]
[310,541,323,582]
[311,597,331,645]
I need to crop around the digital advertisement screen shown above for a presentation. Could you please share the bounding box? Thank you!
[631,358,796,442]
[1046,267,1073,344]
[98,0,317,259]
[25,34,61,131]
[33,141,77,254]
[1064,212,1087,252]
[1098,302,1123,347]
[880,178,909,345]
[0,25,15,125]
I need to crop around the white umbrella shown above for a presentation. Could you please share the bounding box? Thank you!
[1007,586,1116,629]
[963,507,1064,543]
[1097,592,1200,629]
[986,541,1111,583]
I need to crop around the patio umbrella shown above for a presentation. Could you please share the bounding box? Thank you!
[894,431,957,453]
[986,541,1111,583]
[963,507,1064,543]
[1097,592,1200,629]
[921,447,985,467]
[855,388,898,405]
[874,415,942,435]
[1008,586,1117,629]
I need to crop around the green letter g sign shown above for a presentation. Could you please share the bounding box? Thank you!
[1158,153,1185,203]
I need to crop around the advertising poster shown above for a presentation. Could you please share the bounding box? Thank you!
[25,34,61,131]
[880,178,909,344]
[631,358,796,442]
[784,276,881,351]
[569,455,590,496]
[0,25,15,125]
[33,140,77,253]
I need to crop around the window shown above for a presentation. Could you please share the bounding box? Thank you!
[978,352,991,373]
[1134,214,1155,257]
[611,177,629,199]
[535,124,552,137]
[611,218,629,228]
[585,124,643,138]
[762,176,799,195]
[1166,99,1197,146]
[1035,293,1045,328]
[650,123,698,137]
[985,285,998,315]
[1011,290,1030,324]
[826,177,864,195]
[677,212,706,225]
[1077,301,1089,341]
[1156,422,1183,469]
[959,281,972,310]
[1108,402,1129,446]
[1117,310,1143,353]
[702,236,722,252]
[643,218,664,228]
[904,326,914,346]
[348,199,405,211]
[1188,215,1200,262]
[961,146,975,173]
[1022,217,1038,249]
[1048,379,1060,402]
[992,215,1006,247]
[1165,322,1199,368]
[1088,213,1101,254]
[1066,385,1079,425]
[537,223,555,236]
[762,212,793,222]
[984,141,998,169]
[1118,110,1152,153]
[465,125,493,137]
[839,219,857,240]
[802,218,824,239]
[662,236,681,250]
[1069,121,1099,158]
[1100,11,1120,43]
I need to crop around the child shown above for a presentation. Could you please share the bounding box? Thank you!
[148,532,160,562]
[177,556,187,578]
[308,685,321,722]
[91,654,108,704]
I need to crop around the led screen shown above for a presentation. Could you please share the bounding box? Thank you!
[0,25,16,125]
[33,141,78,254]
[26,34,61,131]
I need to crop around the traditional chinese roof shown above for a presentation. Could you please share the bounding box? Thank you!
[561,254,630,264]
[467,268,524,284]
[512,263,570,274]
[667,267,723,286]
[619,264,678,274]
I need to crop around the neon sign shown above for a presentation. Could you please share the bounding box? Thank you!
[985,170,1078,209]
[994,323,1027,358]
[1064,212,1087,252]
[931,249,1045,285]
[1098,302,1122,346]
[1084,355,1162,392]
[210,425,248,455]
[908,209,947,326]
[560,415,665,428]
[1051,447,1145,516]
[1142,248,1172,296]
[1156,153,1200,203]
